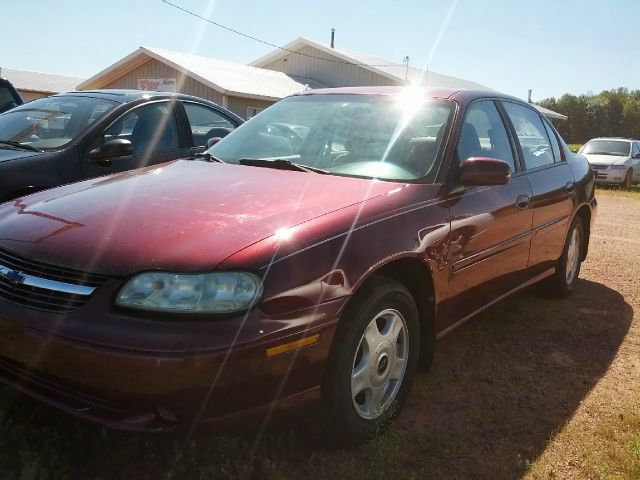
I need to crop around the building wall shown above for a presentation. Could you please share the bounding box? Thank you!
[94,59,277,119]
[99,59,224,105]
[18,90,49,102]
[260,45,398,88]
[226,96,274,119]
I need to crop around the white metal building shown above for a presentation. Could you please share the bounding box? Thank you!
[77,47,309,119]
[0,67,85,102]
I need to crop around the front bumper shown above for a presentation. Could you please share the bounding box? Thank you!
[591,167,628,184]
[0,296,344,432]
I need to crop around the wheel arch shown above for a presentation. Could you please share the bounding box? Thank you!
[346,256,437,372]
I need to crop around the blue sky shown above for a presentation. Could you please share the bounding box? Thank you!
[2,0,638,101]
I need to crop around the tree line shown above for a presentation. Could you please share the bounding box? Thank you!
[538,87,640,144]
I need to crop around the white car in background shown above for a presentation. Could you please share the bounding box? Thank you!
[579,137,640,188]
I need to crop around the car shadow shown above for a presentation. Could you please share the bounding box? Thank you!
[393,278,633,479]
[0,279,632,479]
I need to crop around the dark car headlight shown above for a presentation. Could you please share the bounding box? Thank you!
[116,272,263,314]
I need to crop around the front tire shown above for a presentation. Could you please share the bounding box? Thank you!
[541,217,585,298]
[322,276,420,445]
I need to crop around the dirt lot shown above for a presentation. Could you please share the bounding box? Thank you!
[0,188,638,480]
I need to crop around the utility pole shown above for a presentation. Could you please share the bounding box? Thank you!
[402,56,409,81]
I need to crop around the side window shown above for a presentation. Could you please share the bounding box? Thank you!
[457,100,516,172]
[542,120,563,162]
[632,142,640,157]
[104,102,179,154]
[502,102,555,169]
[183,102,235,147]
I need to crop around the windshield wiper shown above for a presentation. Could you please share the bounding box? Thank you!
[195,151,224,163]
[0,140,42,153]
[239,158,329,174]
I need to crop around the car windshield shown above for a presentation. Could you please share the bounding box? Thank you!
[210,92,454,182]
[0,95,118,150]
[581,140,631,156]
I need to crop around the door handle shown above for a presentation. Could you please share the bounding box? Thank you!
[565,181,575,192]
[516,194,530,210]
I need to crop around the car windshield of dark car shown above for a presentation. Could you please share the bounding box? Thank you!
[581,140,631,156]
[210,92,454,182]
[0,95,118,150]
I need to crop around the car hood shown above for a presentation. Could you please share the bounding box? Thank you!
[583,153,630,166]
[0,147,42,163]
[0,160,401,276]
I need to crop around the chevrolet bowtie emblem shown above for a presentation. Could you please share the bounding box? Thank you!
[0,268,26,285]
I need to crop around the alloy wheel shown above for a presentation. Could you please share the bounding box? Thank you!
[351,308,409,419]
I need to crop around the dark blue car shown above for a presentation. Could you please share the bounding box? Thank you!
[0,90,243,202]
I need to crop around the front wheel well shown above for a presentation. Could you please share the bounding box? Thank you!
[357,258,436,372]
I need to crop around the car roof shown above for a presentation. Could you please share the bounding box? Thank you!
[295,86,523,104]
[50,89,210,105]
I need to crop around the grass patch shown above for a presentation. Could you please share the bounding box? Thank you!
[568,143,583,152]
[596,184,640,199]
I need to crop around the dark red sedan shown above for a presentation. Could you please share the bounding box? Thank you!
[0,87,595,443]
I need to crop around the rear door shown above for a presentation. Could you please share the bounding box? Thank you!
[443,99,534,326]
[180,101,240,156]
[500,101,576,276]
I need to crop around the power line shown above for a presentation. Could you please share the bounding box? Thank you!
[160,0,402,69]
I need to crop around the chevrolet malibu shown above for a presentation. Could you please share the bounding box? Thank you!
[0,87,596,443]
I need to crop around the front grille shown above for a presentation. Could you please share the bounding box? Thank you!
[0,247,107,313]
[591,164,608,171]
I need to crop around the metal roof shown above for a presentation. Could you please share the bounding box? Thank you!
[532,103,568,121]
[250,37,490,90]
[78,47,309,101]
[251,38,567,121]
[0,67,85,94]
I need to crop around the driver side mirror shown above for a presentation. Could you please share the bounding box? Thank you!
[89,139,133,166]
[633,152,640,159]
[460,157,512,186]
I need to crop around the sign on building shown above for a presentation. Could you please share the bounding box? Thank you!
[137,78,177,92]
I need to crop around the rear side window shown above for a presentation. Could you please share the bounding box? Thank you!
[457,100,516,172]
[183,102,236,147]
[542,120,562,162]
[502,102,555,169]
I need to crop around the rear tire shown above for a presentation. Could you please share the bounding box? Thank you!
[322,276,420,445]
[540,217,584,298]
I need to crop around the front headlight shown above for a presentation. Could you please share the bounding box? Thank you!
[610,165,628,170]
[116,271,263,314]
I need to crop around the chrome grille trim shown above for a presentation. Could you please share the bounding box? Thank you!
[0,263,96,296]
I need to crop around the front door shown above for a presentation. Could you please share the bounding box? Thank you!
[83,100,189,178]
[442,100,534,330]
